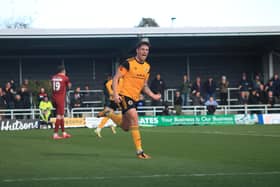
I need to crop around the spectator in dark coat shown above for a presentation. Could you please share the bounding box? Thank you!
[173,91,183,115]
[238,73,252,99]
[265,80,274,93]
[267,91,276,113]
[14,94,25,119]
[249,89,260,114]
[258,84,267,104]
[179,74,191,106]
[150,73,166,106]
[191,76,202,95]
[252,74,263,90]
[204,77,216,100]
[3,81,16,109]
[248,89,260,105]
[18,87,31,109]
[191,91,204,106]
[219,75,229,105]
[0,88,7,120]
[161,104,170,116]
[271,73,280,97]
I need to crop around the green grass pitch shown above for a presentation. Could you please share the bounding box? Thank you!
[1,125,280,187]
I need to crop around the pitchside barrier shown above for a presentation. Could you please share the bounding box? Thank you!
[1,106,280,131]
[1,114,280,131]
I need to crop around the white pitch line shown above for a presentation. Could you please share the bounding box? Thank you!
[3,171,280,183]
[144,129,280,138]
[194,131,280,137]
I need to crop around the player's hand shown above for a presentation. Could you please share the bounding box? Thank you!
[152,93,161,101]
[114,94,122,104]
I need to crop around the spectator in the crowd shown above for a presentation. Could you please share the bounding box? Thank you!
[9,79,17,91]
[71,89,83,108]
[191,91,204,106]
[267,91,276,105]
[14,94,24,119]
[252,74,263,90]
[37,87,48,104]
[174,90,183,115]
[267,91,276,113]
[239,91,249,105]
[258,84,267,104]
[3,81,16,109]
[0,88,7,120]
[161,103,170,116]
[238,73,251,100]
[249,89,261,114]
[39,95,53,129]
[22,79,30,90]
[271,73,280,98]
[71,90,83,117]
[18,86,31,109]
[219,75,229,105]
[265,80,274,94]
[150,73,166,106]
[204,77,216,100]
[179,74,191,106]
[248,89,260,105]
[191,76,202,95]
[83,85,91,100]
[205,96,218,115]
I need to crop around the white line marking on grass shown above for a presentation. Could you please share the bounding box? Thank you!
[194,131,280,138]
[3,171,280,183]
[144,129,280,138]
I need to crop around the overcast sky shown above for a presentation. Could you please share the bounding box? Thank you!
[0,0,280,28]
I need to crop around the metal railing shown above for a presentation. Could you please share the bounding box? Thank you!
[0,104,279,120]
[70,104,280,117]
[0,109,41,120]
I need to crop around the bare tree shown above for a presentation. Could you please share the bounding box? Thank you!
[137,17,159,27]
[4,16,33,29]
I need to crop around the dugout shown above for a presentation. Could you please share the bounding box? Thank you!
[0,26,280,88]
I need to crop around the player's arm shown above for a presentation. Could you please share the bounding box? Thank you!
[142,79,161,101]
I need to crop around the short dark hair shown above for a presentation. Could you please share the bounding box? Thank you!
[136,38,151,48]
[57,65,65,73]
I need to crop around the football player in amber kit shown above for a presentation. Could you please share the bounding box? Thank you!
[99,39,161,159]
